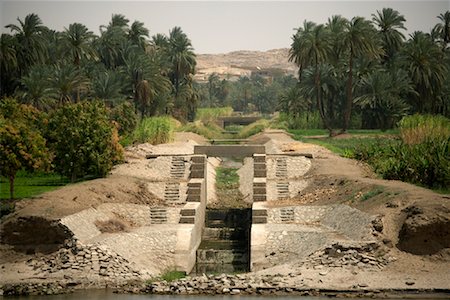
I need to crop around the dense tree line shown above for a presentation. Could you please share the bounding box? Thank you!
[283,8,450,134]
[0,13,197,120]
[196,73,297,115]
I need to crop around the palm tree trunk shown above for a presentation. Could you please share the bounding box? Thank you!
[343,50,354,132]
[9,174,15,200]
[315,63,333,135]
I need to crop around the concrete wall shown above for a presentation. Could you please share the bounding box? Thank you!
[238,157,254,202]
[194,145,265,157]
[206,157,220,204]
[174,178,207,273]
[251,204,375,271]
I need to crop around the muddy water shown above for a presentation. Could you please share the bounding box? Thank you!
[7,289,395,300]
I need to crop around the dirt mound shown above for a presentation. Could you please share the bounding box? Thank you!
[397,205,450,255]
[0,216,72,255]
[11,175,163,220]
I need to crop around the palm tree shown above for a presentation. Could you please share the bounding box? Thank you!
[401,31,446,113]
[122,51,171,115]
[432,11,450,51]
[6,13,48,75]
[355,69,413,129]
[372,8,406,64]
[341,17,382,132]
[128,21,149,50]
[60,23,98,67]
[0,34,18,96]
[289,21,316,81]
[326,15,348,66]
[101,14,129,33]
[17,65,56,110]
[168,27,196,97]
[50,63,90,104]
[290,21,333,133]
[91,70,125,105]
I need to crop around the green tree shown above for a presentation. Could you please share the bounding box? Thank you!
[432,11,450,51]
[168,27,196,97]
[5,13,48,76]
[0,99,50,199]
[401,31,447,113]
[0,33,19,96]
[341,17,382,132]
[60,23,98,67]
[372,8,406,64]
[50,63,90,103]
[128,20,149,50]
[355,69,413,129]
[47,101,123,182]
[17,65,56,110]
[290,21,333,133]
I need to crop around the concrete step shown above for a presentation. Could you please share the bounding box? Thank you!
[179,216,195,224]
[150,208,168,224]
[197,249,248,264]
[195,263,248,275]
[202,228,248,240]
[253,194,267,202]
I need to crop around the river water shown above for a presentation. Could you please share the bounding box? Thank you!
[7,289,401,300]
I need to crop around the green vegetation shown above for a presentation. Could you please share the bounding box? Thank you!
[216,167,240,190]
[130,116,176,145]
[1,14,197,120]
[360,187,385,201]
[196,107,233,121]
[283,9,449,135]
[0,171,69,200]
[145,269,186,283]
[236,119,270,139]
[47,101,123,182]
[0,99,51,199]
[352,115,449,190]
[179,120,226,140]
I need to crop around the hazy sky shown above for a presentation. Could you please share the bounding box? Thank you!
[1,1,449,54]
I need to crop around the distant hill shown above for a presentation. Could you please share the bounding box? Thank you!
[195,48,297,82]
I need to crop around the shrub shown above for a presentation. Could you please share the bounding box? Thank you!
[179,120,225,140]
[237,119,270,138]
[131,116,175,144]
[47,101,123,182]
[354,115,450,190]
[0,98,51,199]
[279,112,323,129]
[110,101,138,136]
[398,114,450,145]
[196,107,233,122]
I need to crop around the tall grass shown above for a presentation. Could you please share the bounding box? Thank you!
[353,115,450,190]
[131,116,176,145]
[399,114,450,145]
[237,119,270,138]
[278,112,323,129]
[179,120,225,139]
[196,107,233,121]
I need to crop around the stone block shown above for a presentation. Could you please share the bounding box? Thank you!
[252,209,268,216]
[190,170,205,178]
[180,209,196,216]
[254,170,267,177]
[191,156,206,163]
[253,163,266,170]
[253,154,266,163]
[187,194,201,202]
[253,194,266,202]
[253,187,266,194]
[252,216,267,224]
[179,216,195,224]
